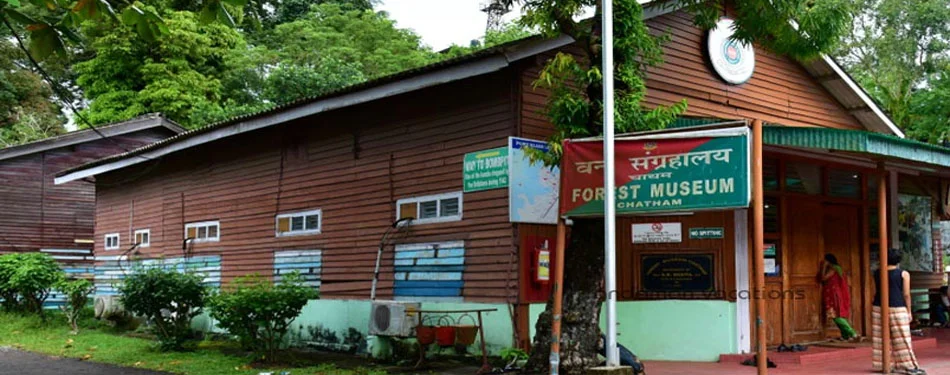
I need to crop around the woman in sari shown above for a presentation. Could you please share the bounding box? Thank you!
[819,254,858,341]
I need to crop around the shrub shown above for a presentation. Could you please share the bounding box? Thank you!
[0,253,65,314]
[208,272,317,361]
[57,278,94,333]
[0,255,20,311]
[118,267,208,351]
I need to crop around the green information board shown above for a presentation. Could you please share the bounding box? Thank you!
[463,147,509,192]
[561,129,751,216]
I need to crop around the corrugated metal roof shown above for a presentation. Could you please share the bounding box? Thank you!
[54,8,911,183]
[763,126,950,167]
[54,35,562,182]
[0,113,185,162]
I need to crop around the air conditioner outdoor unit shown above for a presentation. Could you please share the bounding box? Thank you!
[368,301,420,337]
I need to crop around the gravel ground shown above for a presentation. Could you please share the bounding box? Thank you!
[0,347,166,375]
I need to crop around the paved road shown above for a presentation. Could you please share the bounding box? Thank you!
[0,347,165,375]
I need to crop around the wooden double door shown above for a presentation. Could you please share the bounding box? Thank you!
[765,200,866,345]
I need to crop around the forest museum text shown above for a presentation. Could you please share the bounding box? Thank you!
[569,177,737,207]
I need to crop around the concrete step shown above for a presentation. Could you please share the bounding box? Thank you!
[719,337,938,366]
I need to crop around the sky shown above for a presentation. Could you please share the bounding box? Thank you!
[377,0,523,51]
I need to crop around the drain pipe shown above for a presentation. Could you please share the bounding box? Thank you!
[371,217,413,300]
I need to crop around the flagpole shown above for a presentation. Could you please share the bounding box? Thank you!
[602,0,620,367]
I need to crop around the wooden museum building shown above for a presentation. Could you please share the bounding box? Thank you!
[54,4,950,362]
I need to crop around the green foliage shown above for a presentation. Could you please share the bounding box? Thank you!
[0,311,385,375]
[0,254,20,311]
[262,59,365,104]
[727,0,852,61]
[72,1,433,127]
[441,22,535,58]
[74,8,243,128]
[501,346,528,362]
[56,278,93,333]
[836,0,950,143]
[268,3,434,80]
[0,32,66,146]
[0,252,65,315]
[0,0,246,60]
[208,272,316,361]
[908,72,950,144]
[521,0,687,167]
[118,267,207,351]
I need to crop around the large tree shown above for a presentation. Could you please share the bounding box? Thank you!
[908,72,950,144]
[73,8,244,128]
[2,0,436,129]
[208,2,435,120]
[496,0,851,373]
[836,0,950,143]
[0,25,66,146]
[267,3,435,80]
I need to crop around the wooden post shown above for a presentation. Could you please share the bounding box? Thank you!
[752,120,767,375]
[879,172,891,374]
[550,218,567,375]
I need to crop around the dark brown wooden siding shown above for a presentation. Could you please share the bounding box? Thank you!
[0,129,173,254]
[95,72,521,302]
[520,10,865,141]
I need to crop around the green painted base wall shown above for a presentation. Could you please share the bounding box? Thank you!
[529,300,736,362]
[292,299,515,357]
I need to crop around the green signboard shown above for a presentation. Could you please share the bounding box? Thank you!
[689,227,724,239]
[561,127,751,216]
[463,147,509,192]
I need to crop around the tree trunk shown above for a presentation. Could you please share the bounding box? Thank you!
[526,219,605,374]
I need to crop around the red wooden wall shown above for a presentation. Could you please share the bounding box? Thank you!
[94,72,522,302]
[0,130,174,254]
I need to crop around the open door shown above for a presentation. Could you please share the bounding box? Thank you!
[784,200,864,344]
[821,204,862,338]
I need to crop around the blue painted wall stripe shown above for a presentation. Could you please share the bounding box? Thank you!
[393,288,463,297]
[273,250,322,289]
[393,242,466,299]
[92,255,222,297]
[394,280,464,289]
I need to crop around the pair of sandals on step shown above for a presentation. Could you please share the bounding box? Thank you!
[776,344,808,352]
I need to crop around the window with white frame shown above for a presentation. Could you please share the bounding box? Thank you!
[396,192,462,224]
[276,209,322,237]
[185,221,220,243]
[134,229,151,247]
[104,233,120,250]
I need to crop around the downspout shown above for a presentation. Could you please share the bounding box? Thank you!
[371,217,413,300]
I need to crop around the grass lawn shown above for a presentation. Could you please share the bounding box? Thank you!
[0,312,386,375]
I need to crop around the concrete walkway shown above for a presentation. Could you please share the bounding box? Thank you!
[0,347,165,375]
[644,329,950,375]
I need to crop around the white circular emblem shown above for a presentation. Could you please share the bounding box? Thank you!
[707,18,755,85]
